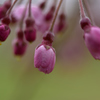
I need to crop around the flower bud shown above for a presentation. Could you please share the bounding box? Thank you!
[1,16,11,25]
[45,5,56,22]
[80,17,91,32]
[34,44,56,74]
[39,0,46,10]
[17,29,24,39]
[25,17,34,28]
[0,24,10,42]
[12,38,27,56]
[54,13,67,33]
[24,27,36,43]
[84,26,100,60]
[43,31,55,44]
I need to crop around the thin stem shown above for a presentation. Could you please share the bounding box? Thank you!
[29,0,32,17]
[7,0,18,16]
[19,1,28,29]
[78,0,85,18]
[83,0,96,26]
[49,0,63,32]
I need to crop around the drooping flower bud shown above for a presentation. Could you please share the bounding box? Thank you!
[80,17,91,32]
[54,13,67,33]
[34,31,56,74]
[25,17,34,28]
[34,44,56,74]
[16,29,24,39]
[84,26,100,60]
[43,31,55,44]
[39,0,46,10]
[12,38,27,56]
[45,4,56,22]
[0,24,10,42]
[1,16,11,25]
[24,27,36,43]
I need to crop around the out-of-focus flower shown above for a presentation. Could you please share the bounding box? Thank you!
[0,0,11,19]
[24,27,36,43]
[11,5,44,26]
[39,0,47,10]
[54,13,67,34]
[0,24,10,42]
[12,38,27,56]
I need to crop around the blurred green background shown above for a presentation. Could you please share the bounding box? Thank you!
[0,0,100,100]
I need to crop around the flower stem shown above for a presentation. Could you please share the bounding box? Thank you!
[29,0,32,17]
[7,0,18,16]
[83,0,96,26]
[20,1,28,29]
[78,0,85,18]
[49,0,63,32]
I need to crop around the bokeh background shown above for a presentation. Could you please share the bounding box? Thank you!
[0,0,100,100]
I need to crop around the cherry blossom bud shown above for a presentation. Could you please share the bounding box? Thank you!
[43,31,55,44]
[17,29,24,39]
[0,24,10,42]
[2,16,11,25]
[34,44,56,74]
[25,17,34,28]
[84,26,100,60]
[24,27,36,43]
[45,5,56,22]
[80,17,91,32]
[12,38,27,56]
[39,0,46,10]
[54,13,67,33]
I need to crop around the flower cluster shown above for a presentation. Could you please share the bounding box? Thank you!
[78,0,100,60]
[0,0,66,74]
[0,0,99,74]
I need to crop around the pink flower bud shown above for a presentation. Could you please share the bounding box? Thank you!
[0,24,10,42]
[34,44,56,74]
[54,13,67,33]
[45,5,56,22]
[43,31,55,44]
[80,17,91,32]
[24,27,36,43]
[39,0,46,10]
[1,16,11,25]
[17,29,24,39]
[25,17,34,28]
[84,26,100,60]
[12,38,27,56]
